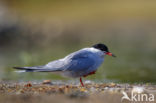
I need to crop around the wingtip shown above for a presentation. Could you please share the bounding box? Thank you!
[13,67,18,69]
[13,67,23,70]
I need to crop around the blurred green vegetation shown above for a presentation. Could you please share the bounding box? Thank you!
[0,0,156,83]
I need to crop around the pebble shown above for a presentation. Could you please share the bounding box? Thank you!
[42,80,52,85]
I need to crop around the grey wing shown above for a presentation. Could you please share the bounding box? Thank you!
[45,49,95,73]
[14,59,69,72]
[14,49,95,73]
[45,59,70,71]
[64,50,96,73]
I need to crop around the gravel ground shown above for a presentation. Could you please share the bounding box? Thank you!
[0,80,156,103]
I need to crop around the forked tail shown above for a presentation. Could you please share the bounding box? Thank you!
[13,66,62,72]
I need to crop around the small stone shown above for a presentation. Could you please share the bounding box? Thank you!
[80,88,87,92]
[16,89,24,94]
[42,80,52,84]
[90,87,96,92]
[132,86,144,93]
[84,80,92,84]
[109,83,116,87]
[24,82,32,87]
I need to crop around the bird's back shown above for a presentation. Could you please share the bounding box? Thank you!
[59,48,105,77]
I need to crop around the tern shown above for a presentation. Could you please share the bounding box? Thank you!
[14,43,116,86]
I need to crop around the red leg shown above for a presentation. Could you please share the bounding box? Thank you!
[83,71,96,77]
[80,77,84,87]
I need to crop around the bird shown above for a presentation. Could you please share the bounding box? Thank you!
[13,43,116,86]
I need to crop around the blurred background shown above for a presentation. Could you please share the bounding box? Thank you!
[0,0,156,83]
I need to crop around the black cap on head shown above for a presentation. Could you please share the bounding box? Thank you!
[92,43,109,52]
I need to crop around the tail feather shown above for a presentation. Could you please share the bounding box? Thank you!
[13,66,62,72]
